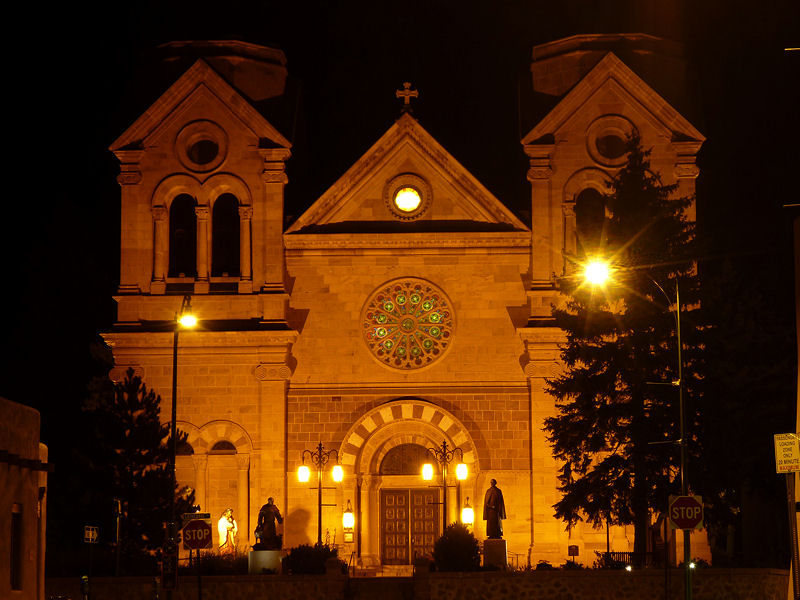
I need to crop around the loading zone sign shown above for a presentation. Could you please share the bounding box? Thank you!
[774,433,800,473]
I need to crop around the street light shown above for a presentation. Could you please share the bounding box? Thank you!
[582,259,691,599]
[166,295,196,593]
[298,442,343,546]
[421,440,468,532]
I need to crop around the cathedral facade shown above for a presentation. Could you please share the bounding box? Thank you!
[104,34,703,566]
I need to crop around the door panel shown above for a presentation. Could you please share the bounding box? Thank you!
[381,489,439,565]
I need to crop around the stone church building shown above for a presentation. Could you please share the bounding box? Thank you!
[104,34,704,566]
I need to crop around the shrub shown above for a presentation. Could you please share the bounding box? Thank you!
[283,544,344,574]
[432,523,480,572]
[535,560,555,570]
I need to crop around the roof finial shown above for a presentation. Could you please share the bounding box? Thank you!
[395,82,418,114]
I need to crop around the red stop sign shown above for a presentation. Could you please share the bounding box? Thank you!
[669,495,703,530]
[182,519,212,550]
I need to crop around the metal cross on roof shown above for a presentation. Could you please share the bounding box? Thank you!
[396,82,418,113]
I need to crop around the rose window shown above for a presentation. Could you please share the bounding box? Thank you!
[362,278,454,370]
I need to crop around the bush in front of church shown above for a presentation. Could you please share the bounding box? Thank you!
[432,523,480,572]
[283,544,345,574]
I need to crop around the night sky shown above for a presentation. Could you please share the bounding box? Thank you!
[2,0,799,465]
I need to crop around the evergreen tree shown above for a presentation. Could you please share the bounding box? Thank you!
[82,367,195,558]
[543,135,701,556]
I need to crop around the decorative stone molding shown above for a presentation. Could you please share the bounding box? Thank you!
[524,361,561,379]
[113,149,144,186]
[674,163,700,179]
[254,363,292,381]
[238,206,253,219]
[152,206,167,220]
[195,206,210,219]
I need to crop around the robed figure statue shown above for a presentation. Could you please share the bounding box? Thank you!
[483,479,506,539]
[253,497,284,550]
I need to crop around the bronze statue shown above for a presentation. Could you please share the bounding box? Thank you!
[253,497,284,550]
[483,479,506,539]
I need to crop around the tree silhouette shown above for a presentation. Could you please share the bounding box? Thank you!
[544,135,701,557]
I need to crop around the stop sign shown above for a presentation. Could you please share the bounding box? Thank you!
[669,495,704,530]
[182,519,212,550]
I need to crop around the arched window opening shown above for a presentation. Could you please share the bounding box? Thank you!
[575,188,606,257]
[212,194,240,277]
[169,194,197,277]
[380,443,434,476]
[210,440,237,455]
[176,441,194,456]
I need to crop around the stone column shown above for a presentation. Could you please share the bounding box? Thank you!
[524,143,555,288]
[236,453,251,546]
[238,205,253,293]
[192,454,208,511]
[152,206,168,294]
[195,205,209,293]
[562,202,576,273]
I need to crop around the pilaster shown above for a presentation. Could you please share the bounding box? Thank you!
[259,148,291,293]
[195,205,210,293]
[524,143,556,288]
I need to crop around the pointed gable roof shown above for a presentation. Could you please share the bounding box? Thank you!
[522,52,704,145]
[110,59,290,152]
[287,113,526,234]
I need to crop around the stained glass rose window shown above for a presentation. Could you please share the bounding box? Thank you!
[362,278,454,370]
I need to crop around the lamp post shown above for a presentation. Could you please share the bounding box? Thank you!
[583,260,691,599]
[298,442,343,546]
[165,295,196,594]
[422,440,468,533]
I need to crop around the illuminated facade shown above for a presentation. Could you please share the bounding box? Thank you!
[104,35,705,566]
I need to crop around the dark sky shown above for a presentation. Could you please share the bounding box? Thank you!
[2,0,799,452]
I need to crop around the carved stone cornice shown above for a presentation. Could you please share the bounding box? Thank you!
[113,149,145,186]
[284,232,531,251]
[674,164,700,179]
[527,167,553,181]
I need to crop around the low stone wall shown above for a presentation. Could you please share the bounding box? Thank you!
[418,568,789,600]
[45,568,788,600]
[45,574,347,600]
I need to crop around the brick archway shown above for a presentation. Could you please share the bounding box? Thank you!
[339,399,477,474]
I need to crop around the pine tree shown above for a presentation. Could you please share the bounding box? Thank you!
[82,367,195,557]
[543,135,700,557]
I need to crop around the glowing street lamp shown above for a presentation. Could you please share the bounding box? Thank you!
[166,295,197,594]
[421,440,468,532]
[461,497,475,527]
[298,442,343,545]
[583,259,691,598]
[342,499,355,543]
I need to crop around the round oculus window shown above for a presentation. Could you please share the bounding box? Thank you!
[362,278,454,370]
[383,173,431,220]
[176,120,228,173]
[393,187,422,212]
[586,116,636,168]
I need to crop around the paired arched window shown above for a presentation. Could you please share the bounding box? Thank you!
[168,194,198,277]
[211,193,240,277]
[575,188,606,257]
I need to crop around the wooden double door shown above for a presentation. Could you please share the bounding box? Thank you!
[381,489,439,564]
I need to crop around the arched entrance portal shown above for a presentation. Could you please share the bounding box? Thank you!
[339,400,478,564]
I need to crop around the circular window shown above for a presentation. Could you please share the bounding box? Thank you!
[362,278,454,370]
[176,120,228,172]
[586,116,636,168]
[383,173,431,220]
[394,187,422,213]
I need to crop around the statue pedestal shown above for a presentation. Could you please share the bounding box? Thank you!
[249,550,282,574]
[483,539,507,569]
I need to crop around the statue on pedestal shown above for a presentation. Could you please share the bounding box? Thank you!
[253,497,284,550]
[483,479,506,539]
[218,508,238,555]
